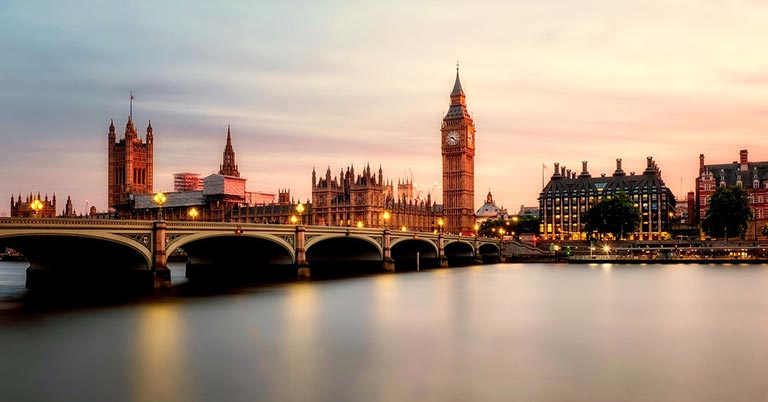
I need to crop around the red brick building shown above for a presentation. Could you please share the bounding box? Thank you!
[695,149,768,240]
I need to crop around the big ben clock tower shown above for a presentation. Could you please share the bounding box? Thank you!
[441,65,475,234]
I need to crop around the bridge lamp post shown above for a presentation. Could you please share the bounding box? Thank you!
[188,207,199,221]
[357,221,364,229]
[474,223,479,238]
[437,217,444,233]
[30,198,43,217]
[153,192,167,221]
[401,225,407,232]
[296,202,305,225]
[383,210,391,229]
[290,215,298,225]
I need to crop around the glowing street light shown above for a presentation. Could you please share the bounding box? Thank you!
[401,225,407,232]
[153,191,167,220]
[357,221,364,228]
[30,198,43,217]
[383,210,391,229]
[437,217,444,233]
[474,223,479,237]
[296,202,305,224]
[603,245,611,256]
[187,207,199,220]
[290,215,298,225]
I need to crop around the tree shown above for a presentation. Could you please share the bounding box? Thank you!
[701,186,753,240]
[582,193,640,240]
[477,216,539,238]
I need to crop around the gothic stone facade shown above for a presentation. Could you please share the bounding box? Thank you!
[311,165,438,231]
[108,117,153,215]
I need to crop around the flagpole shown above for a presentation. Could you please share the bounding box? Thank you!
[130,91,133,120]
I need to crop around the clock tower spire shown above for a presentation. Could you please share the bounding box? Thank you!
[441,65,475,234]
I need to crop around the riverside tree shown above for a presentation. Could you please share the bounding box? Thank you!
[582,193,640,240]
[701,186,753,240]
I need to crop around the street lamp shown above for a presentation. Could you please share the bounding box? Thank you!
[30,198,43,217]
[437,217,444,233]
[188,207,199,220]
[383,210,391,229]
[401,225,407,232]
[296,202,305,225]
[357,221,364,228]
[290,215,298,225]
[474,223,479,237]
[603,245,610,256]
[153,191,167,220]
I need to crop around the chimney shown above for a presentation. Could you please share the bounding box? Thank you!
[553,162,561,177]
[740,149,749,171]
[699,154,705,172]
[579,161,591,178]
[613,158,626,176]
[561,166,566,177]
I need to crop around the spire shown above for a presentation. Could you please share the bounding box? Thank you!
[451,61,465,97]
[219,125,240,177]
[147,120,153,133]
[129,91,134,122]
[109,118,115,133]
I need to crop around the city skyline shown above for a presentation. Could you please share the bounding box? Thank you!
[2,1,768,216]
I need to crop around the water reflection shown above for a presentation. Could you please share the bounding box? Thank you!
[1,262,768,401]
[132,303,188,402]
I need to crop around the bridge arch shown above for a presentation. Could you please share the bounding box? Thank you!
[0,232,153,292]
[168,232,296,282]
[167,232,295,264]
[478,242,501,260]
[390,237,439,270]
[305,234,383,258]
[0,232,152,269]
[305,234,384,277]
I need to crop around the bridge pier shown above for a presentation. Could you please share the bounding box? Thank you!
[295,225,311,280]
[383,229,395,272]
[152,221,172,291]
[437,233,449,268]
[473,236,483,264]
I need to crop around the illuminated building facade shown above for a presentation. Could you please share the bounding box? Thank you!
[538,157,676,240]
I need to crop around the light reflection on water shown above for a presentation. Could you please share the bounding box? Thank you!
[1,262,768,401]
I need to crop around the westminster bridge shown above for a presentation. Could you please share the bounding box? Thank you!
[0,218,514,292]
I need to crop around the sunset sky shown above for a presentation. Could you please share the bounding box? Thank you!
[2,0,767,216]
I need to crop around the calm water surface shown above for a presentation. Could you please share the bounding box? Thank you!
[1,261,768,402]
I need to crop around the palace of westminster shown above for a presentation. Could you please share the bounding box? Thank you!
[10,67,768,240]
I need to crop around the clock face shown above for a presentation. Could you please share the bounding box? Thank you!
[446,130,460,146]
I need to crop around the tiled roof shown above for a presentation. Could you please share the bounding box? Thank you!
[133,191,205,209]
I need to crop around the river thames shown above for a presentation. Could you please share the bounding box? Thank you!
[1,260,768,401]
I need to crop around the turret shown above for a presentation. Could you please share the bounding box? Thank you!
[146,120,153,143]
[312,167,317,188]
